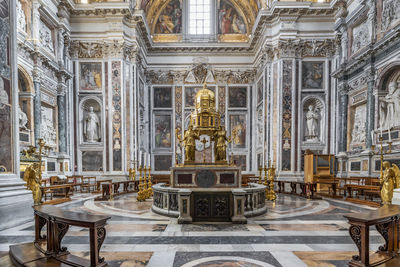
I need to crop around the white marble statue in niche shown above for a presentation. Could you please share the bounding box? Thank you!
[380,81,400,130]
[41,106,57,147]
[18,106,28,130]
[351,105,366,144]
[305,104,320,141]
[17,0,26,32]
[84,106,100,142]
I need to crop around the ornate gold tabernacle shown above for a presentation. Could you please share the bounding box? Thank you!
[191,83,221,136]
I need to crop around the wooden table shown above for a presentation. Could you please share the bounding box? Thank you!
[344,205,400,267]
[9,205,111,267]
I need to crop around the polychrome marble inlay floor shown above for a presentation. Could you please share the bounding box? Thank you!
[0,193,384,267]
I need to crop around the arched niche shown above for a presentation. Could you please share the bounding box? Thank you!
[18,67,34,145]
[302,96,325,144]
[79,97,102,144]
[376,64,400,131]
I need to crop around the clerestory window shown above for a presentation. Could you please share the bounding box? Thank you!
[189,0,211,35]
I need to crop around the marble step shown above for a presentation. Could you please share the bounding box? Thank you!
[0,185,27,192]
[0,189,31,199]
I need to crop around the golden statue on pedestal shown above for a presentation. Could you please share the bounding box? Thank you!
[23,163,42,206]
[380,161,400,205]
[181,124,199,162]
[213,126,231,163]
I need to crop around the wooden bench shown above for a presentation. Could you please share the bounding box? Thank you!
[95,180,138,201]
[274,180,318,199]
[41,184,73,205]
[344,204,400,267]
[82,177,97,193]
[345,184,381,207]
[9,205,111,267]
[66,175,84,193]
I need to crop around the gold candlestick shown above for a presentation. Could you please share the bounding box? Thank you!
[263,165,268,197]
[147,166,153,197]
[258,167,262,184]
[137,166,145,202]
[266,164,276,201]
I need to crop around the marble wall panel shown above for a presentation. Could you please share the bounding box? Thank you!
[82,151,103,172]
[153,86,172,108]
[0,76,12,173]
[228,87,247,108]
[218,86,226,125]
[112,61,122,171]
[154,155,172,171]
[281,60,292,171]
[232,155,246,171]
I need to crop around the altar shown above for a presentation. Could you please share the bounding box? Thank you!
[151,83,267,223]
[171,165,241,188]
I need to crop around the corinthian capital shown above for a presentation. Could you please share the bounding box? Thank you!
[338,83,349,96]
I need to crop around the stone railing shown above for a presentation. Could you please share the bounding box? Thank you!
[152,182,267,223]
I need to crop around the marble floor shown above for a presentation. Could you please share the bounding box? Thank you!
[0,193,384,267]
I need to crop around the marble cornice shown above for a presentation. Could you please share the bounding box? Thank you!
[333,25,400,79]
[67,3,338,55]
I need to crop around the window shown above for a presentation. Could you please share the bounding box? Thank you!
[189,0,211,35]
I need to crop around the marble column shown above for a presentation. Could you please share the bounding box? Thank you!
[365,72,375,149]
[33,73,41,146]
[338,84,349,153]
[57,83,67,153]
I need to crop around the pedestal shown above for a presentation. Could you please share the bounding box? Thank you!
[392,189,400,205]
[0,178,33,230]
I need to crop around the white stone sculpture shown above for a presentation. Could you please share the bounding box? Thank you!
[0,78,8,105]
[351,105,366,144]
[18,106,28,130]
[41,106,57,147]
[380,81,400,130]
[17,0,26,32]
[84,106,100,142]
[305,105,320,141]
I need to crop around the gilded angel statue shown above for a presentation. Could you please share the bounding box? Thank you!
[23,163,42,206]
[393,164,400,189]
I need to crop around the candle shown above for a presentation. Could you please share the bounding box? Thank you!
[380,127,383,139]
[144,152,147,167]
[388,127,392,142]
[148,153,151,167]
[139,151,142,167]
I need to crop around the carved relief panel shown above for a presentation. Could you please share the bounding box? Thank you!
[351,20,370,55]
